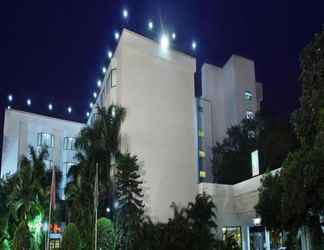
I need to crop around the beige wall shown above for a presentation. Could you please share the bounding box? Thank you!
[95,29,198,222]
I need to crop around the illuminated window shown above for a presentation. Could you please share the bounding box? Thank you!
[64,137,76,150]
[246,111,254,119]
[199,171,207,178]
[110,68,118,88]
[49,239,60,250]
[199,150,206,158]
[37,133,54,148]
[198,129,205,137]
[244,91,253,100]
[222,226,242,248]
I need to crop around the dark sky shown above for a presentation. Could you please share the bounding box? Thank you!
[0,0,323,127]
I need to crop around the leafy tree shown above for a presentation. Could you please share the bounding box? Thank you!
[12,222,32,250]
[115,153,145,250]
[187,193,217,250]
[61,223,81,250]
[65,105,125,249]
[97,217,115,250]
[212,112,296,184]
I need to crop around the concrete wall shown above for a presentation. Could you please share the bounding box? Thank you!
[89,29,198,222]
[1,109,84,196]
[200,55,263,182]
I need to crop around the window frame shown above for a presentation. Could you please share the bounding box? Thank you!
[37,132,55,148]
[244,90,253,101]
[63,137,76,151]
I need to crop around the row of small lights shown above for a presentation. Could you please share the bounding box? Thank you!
[86,8,198,118]
[6,8,198,120]
[6,94,74,114]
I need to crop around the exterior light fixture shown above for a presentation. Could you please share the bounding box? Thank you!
[90,102,93,108]
[8,94,13,102]
[108,51,113,59]
[253,217,261,226]
[160,34,170,50]
[27,99,31,106]
[97,80,102,87]
[68,107,72,114]
[123,9,128,19]
[148,21,154,30]
[48,104,53,111]
[114,31,120,40]
[7,106,11,110]
[93,92,97,98]
[172,33,176,40]
[86,112,90,117]
[102,67,107,74]
[192,41,197,50]
[106,207,111,213]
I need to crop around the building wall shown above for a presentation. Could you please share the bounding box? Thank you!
[90,29,198,222]
[200,55,263,182]
[1,109,84,196]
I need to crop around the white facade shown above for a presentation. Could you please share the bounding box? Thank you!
[89,29,198,222]
[1,109,84,196]
[198,56,263,182]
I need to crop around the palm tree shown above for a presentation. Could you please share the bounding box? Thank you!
[65,105,126,248]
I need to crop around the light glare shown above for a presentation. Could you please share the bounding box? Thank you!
[90,102,93,108]
[160,34,170,50]
[86,112,90,117]
[48,104,53,111]
[8,94,13,102]
[68,107,72,113]
[97,80,102,87]
[27,99,31,106]
[148,21,154,30]
[114,32,120,40]
[93,92,97,98]
[172,33,176,40]
[102,67,107,74]
[108,51,113,59]
[192,41,197,50]
[123,9,128,19]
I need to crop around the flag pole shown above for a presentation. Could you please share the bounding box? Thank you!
[46,165,56,250]
[94,163,98,250]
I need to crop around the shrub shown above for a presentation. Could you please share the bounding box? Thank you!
[61,223,81,250]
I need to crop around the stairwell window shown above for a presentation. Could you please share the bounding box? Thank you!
[37,133,54,148]
[246,111,254,120]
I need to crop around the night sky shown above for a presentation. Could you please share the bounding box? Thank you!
[0,1,323,137]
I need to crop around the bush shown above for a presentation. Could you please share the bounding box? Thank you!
[61,223,81,250]
[97,218,115,250]
[12,222,32,250]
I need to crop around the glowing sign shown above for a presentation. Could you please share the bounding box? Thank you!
[251,150,259,177]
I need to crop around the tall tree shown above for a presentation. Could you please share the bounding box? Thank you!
[115,153,145,250]
[65,105,125,249]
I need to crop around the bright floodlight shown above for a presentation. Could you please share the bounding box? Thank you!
[148,21,154,30]
[7,106,11,110]
[97,80,102,87]
[114,31,120,40]
[86,112,90,117]
[93,92,97,98]
[160,34,170,50]
[68,107,72,113]
[27,99,31,106]
[106,207,111,213]
[102,67,107,74]
[123,9,128,19]
[90,102,93,108]
[8,94,13,102]
[48,104,53,111]
[192,41,197,50]
[172,33,176,40]
[108,51,113,59]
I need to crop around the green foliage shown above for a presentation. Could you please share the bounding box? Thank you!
[61,223,81,250]
[65,105,125,249]
[212,114,296,184]
[256,25,324,248]
[137,193,217,250]
[97,218,115,250]
[115,153,145,250]
[12,221,32,250]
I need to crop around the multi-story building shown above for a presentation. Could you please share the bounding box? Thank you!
[2,29,300,250]
[198,56,263,182]
[1,109,84,197]
[88,29,198,222]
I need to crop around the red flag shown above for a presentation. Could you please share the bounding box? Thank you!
[50,167,56,209]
